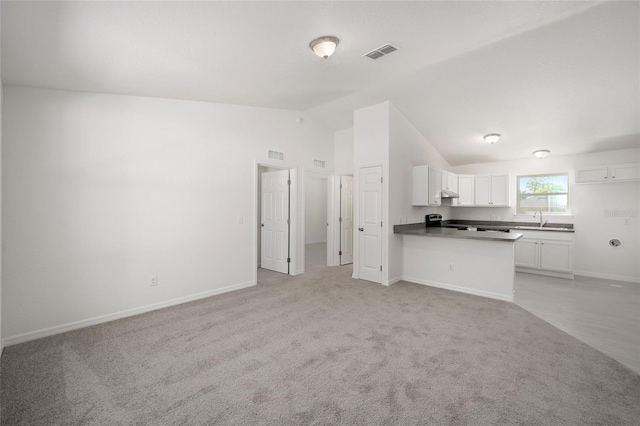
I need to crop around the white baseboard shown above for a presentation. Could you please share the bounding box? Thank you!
[574,270,640,284]
[401,276,513,302]
[2,280,256,347]
[385,277,402,286]
[516,268,574,280]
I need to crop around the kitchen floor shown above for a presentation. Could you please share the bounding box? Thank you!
[515,272,640,374]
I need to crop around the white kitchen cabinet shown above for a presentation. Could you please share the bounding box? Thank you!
[610,164,640,181]
[474,174,510,207]
[428,167,442,206]
[456,175,475,206]
[576,163,639,183]
[412,165,441,206]
[514,239,538,269]
[441,170,459,206]
[515,231,574,278]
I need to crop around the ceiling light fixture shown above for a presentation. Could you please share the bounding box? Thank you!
[533,149,550,159]
[310,36,339,59]
[484,133,501,144]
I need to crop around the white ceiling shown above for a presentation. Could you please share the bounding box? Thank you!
[2,1,638,165]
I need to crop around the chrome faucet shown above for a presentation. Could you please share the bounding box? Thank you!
[533,210,548,228]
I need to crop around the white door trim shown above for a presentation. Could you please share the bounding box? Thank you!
[355,165,383,283]
[254,161,299,284]
[300,168,333,274]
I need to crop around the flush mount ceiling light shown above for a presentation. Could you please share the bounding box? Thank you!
[310,36,339,59]
[484,133,501,144]
[533,149,550,159]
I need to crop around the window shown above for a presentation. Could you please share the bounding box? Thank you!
[517,173,569,214]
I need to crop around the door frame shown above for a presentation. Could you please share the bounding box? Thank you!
[300,168,334,274]
[254,161,299,284]
[353,163,386,283]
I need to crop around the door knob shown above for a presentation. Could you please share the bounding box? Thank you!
[359,227,364,231]
[261,224,264,227]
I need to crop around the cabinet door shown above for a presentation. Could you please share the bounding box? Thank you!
[457,175,475,206]
[610,164,640,181]
[412,165,429,206]
[474,175,491,206]
[539,241,573,273]
[428,167,441,206]
[576,166,609,183]
[448,172,458,193]
[441,170,448,190]
[490,174,509,206]
[449,173,459,206]
[515,239,539,269]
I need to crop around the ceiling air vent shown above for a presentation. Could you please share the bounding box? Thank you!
[363,43,400,60]
[313,159,326,168]
[267,150,285,161]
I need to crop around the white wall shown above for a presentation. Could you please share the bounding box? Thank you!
[0,5,3,354]
[334,128,354,176]
[353,101,455,285]
[353,102,391,283]
[388,104,453,283]
[304,175,327,244]
[452,148,640,283]
[2,86,334,343]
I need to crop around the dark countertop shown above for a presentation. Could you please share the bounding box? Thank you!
[442,219,574,233]
[394,223,523,242]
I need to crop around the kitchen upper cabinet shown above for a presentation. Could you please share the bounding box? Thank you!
[515,230,574,278]
[456,175,475,206]
[474,174,510,207]
[428,167,442,206]
[412,165,441,206]
[610,164,640,181]
[576,163,639,183]
[441,170,459,206]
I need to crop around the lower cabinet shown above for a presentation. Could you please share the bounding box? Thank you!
[515,231,574,278]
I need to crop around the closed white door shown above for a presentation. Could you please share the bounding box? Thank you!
[340,176,354,265]
[358,166,382,283]
[261,170,290,274]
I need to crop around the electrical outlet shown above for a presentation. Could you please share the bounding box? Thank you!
[399,217,404,224]
[150,276,158,287]
[624,218,631,225]
[238,216,244,224]
[448,263,454,272]
[491,215,496,221]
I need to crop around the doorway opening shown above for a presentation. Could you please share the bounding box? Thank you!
[304,171,329,271]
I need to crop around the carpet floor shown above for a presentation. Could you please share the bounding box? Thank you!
[2,265,639,425]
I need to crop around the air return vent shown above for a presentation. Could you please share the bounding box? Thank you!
[267,150,285,161]
[363,43,399,60]
[313,159,326,168]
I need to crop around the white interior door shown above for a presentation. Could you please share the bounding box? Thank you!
[358,166,382,283]
[340,176,354,265]
[261,169,290,274]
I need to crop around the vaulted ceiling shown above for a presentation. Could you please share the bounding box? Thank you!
[2,1,638,165]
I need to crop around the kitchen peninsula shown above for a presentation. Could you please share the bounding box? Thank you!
[394,220,523,302]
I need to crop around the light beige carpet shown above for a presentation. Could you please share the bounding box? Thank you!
[2,265,639,425]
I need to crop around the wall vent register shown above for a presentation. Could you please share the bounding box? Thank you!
[313,159,326,168]
[363,43,400,60]
[267,150,285,161]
